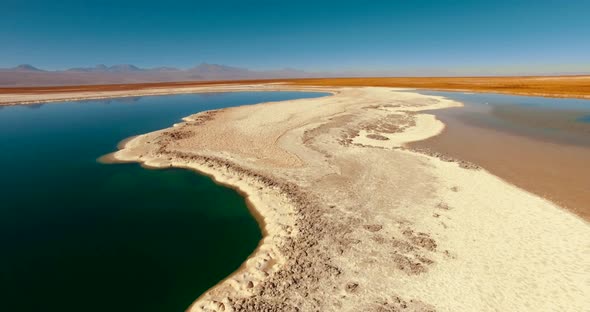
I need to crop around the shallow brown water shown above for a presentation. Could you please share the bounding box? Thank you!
[410,92,590,221]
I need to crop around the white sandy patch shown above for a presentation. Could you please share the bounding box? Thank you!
[389,152,590,311]
[353,114,445,148]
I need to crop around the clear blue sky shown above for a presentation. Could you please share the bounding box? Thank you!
[2,0,589,75]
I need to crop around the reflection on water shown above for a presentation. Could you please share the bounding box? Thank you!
[24,103,45,109]
[75,96,143,105]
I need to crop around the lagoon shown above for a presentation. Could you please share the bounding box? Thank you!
[0,91,327,312]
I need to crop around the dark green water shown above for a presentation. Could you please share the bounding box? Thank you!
[0,91,327,312]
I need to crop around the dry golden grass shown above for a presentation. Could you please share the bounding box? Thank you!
[286,76,590,99]
[1,76,589,99]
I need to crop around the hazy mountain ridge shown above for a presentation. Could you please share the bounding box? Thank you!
[0,64,46,72]
[66,64,144,72]
[0,63,321,87]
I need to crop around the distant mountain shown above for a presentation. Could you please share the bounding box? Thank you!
[107,64,143,72]
[189,63,249,73]
[0,63,321,87]
[67,64,143,72]
[186,63,253,79]
[186,63,320,80]
[150,66,181,72]
[66,65,105,72]
[4,64,45,72]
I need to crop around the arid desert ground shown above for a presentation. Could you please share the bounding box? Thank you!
[2,76,590,105]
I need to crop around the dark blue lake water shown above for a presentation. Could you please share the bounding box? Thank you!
[0,91,327,312]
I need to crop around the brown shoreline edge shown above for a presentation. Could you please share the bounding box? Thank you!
[103,86,588,312]
[408,108,590,221]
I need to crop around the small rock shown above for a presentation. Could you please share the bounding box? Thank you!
[345,282,359,293]
[364,224,383,232]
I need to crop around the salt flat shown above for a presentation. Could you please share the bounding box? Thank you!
[108,85,589,311]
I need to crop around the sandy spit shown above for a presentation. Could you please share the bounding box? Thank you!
[104,85,589,311]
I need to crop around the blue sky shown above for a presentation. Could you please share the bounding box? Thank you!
[2,0,589,75]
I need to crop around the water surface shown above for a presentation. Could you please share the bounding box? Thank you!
[410,91,590,220]
[0,91,327,312]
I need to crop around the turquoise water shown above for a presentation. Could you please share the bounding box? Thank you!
[0,92,327,312]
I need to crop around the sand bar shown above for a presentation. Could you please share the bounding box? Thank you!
[103,85,589,311]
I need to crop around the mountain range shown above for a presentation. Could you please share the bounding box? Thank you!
[0,63,323,87]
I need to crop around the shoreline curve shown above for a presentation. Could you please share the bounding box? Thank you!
[105,85,588,312]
